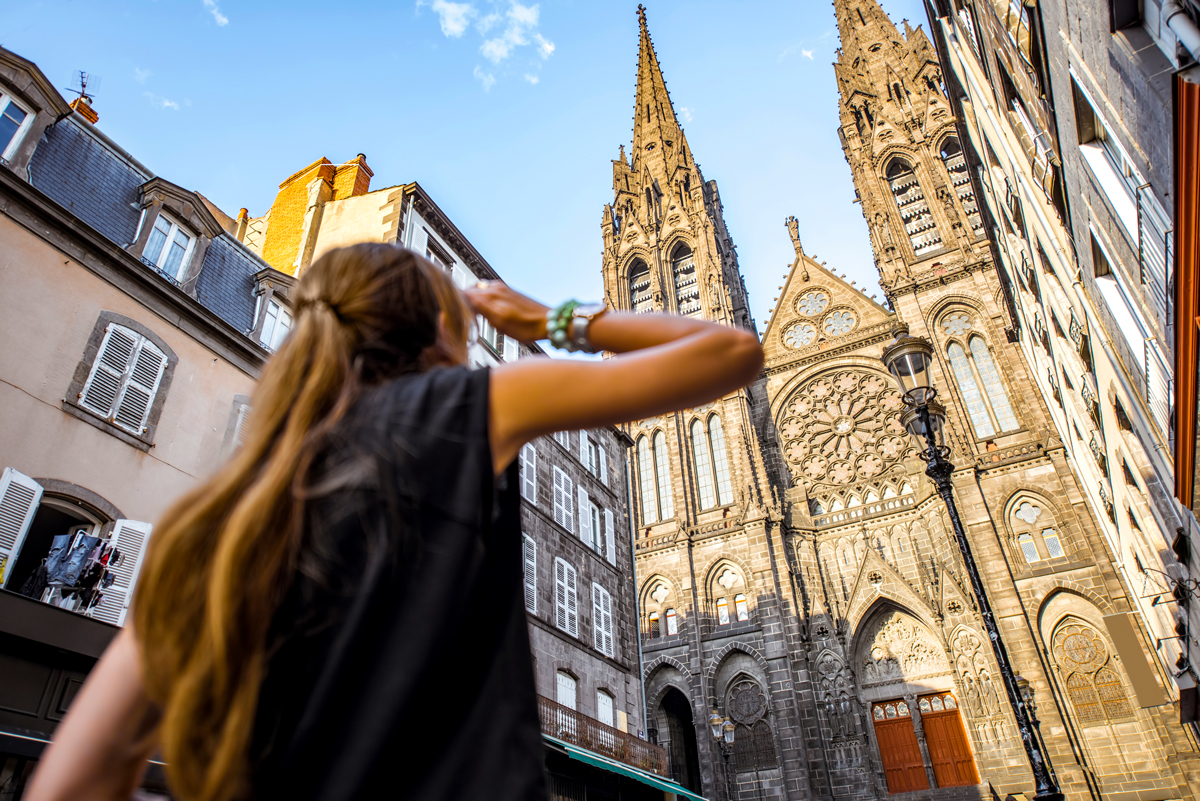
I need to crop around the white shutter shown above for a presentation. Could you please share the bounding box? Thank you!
[555,559,568,630]
[503,334,519,362]
[580,430,590,468]
[556,671,577,710]
[0,469,42,587]
[520,444,537,504]
[522,534,537,613]
[593,583,614,657]
[233,404,252,449]
[553,468,573,533]
[599,445,608,485]
[113,339,167,434]
[80,325,137,418]
[578,487,592,547]
[566,562,578,637]
[604,508,615,565]
[90,519,153,626]
[596,691,614,728]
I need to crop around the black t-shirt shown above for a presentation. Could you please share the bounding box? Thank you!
[251,366,547,801]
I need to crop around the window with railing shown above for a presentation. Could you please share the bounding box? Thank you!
[537,695,666,775]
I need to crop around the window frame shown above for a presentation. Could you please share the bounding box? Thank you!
[554,558,579,638]
[519,443,538,504]
[596,690,615,728]
[257,296,293,352]
[0,92,35,163]
[139,210,197,284]
[945,331,1020,439]
[522,534,537,613]
[552,466,574,533]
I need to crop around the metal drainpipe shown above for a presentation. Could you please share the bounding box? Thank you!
[1163,0,1200,62]
[625,450,649,738]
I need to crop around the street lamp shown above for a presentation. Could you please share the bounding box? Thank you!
[881,334,1064,801]
[709,709,736,801]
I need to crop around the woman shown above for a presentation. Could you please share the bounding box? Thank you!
[26,243,763,801]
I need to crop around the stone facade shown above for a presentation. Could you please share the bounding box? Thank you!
[609,5,1198,801]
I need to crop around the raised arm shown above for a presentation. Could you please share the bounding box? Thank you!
[467,283,763,473]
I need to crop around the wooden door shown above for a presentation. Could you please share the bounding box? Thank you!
[872,700,929,793]
[919,693,979,787]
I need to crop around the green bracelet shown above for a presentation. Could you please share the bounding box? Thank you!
[546,300,581,352]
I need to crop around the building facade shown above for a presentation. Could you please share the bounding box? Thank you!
[920,0,1200,732]
[614,6,1200,800]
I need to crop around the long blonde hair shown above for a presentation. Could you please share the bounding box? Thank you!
[134,244,469,801]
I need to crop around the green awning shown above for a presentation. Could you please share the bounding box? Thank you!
[544,735,707,801]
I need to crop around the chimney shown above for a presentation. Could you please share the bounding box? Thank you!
[332,153,373,200]
[70,96,98,125]
[235,208,249,242]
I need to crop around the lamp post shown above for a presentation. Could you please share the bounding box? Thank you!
[881,334,1064,801]
[709,710,736,801]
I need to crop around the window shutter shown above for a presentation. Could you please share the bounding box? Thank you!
[593,584,603,653]
[555,559,568,630]
[90,519,153,626]
[566,562,578,637]
[604,508,615,565]
[80,324,137,419]
[520,444,537,504]
[599,445,608,485]
[578,487,592,547]
[523,534,537,613]
[233,404,252,449]
[0,468,42,588]
[580,430,590,468]
[503,334,519,362]
[602,589,614,657]
[113,339,167,434]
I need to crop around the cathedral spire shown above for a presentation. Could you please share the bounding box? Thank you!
[632,5,684,161]
[833,0,904,63]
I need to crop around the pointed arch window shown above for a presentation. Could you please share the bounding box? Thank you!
[629,260,654,313]
[691,416,733,510]
[946,336,1018,438]
[636,432,674,524]
[886,158,942,256]
[672,245,701,317]
[940,138,984,235]
[1052,619,1134,724]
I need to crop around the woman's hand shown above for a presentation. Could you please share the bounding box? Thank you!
[463,281,550,344]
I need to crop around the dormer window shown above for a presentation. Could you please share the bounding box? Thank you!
[0,93,32,163]
[141,213,195,283]
[259,299,293,352]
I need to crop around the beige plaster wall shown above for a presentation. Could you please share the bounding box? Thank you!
[310,190,392,262]
[0,214,257,524]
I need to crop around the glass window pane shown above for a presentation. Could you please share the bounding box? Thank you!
[653,432,674,519]
[691,420,716,509]
[666,608,678,636]
[637,437,658,524]
[1019,533,1040,562]
[0,99,28,154]
[717,597,729,625]
[970,337,1018,431]
[270,304,292,350]
[144,215,171,267]
[708,416,734,505]
[260,303,279,348]
[1043,530,1065,559]
[930,696,943,711]
[161,228,191,279]
[944,694,957,709]
[948,342,995,437]
[873,706,885,720]
[919,698,932,712]
[649,611,660,638]
[897,701,909,716]
[734,593,748,622]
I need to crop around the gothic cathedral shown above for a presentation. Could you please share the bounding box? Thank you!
[606,3,1200,800]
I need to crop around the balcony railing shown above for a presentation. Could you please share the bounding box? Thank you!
[537,695,666,776]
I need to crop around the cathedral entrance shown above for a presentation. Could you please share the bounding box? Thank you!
[659,688,702,793]
[871,699,928,793]
[918,692,978,787]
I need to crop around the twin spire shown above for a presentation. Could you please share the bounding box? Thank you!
[627,4,693,176]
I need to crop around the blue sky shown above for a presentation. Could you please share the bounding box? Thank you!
[1,0,928,329]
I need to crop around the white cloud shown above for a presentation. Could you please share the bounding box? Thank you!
[202,0,228,26]
[476,11,502,33]
[481,2,552,64]
[144,92,180,110]
[679,106,693,123]
[801,48,814,60]
[524,73,539,84]
[431,0,476,37]
[133,68,151,84]
[473,65,496,91]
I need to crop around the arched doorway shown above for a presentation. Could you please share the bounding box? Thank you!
[659,687,702,793]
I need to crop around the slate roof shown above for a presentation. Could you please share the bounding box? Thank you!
[29,117,145,247]
[28,116,262,341]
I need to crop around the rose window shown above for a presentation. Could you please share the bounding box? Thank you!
[776,368,913,487]
[796,290,829,316]
[824,310,858,336]
[783,322,817,348]
[943,312,972,336]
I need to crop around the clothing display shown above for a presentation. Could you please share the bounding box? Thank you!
[250,366,547,801]
[18,561,48,599]
[47,533,100,587]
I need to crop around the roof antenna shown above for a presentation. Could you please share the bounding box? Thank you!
[64,70,100,104]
